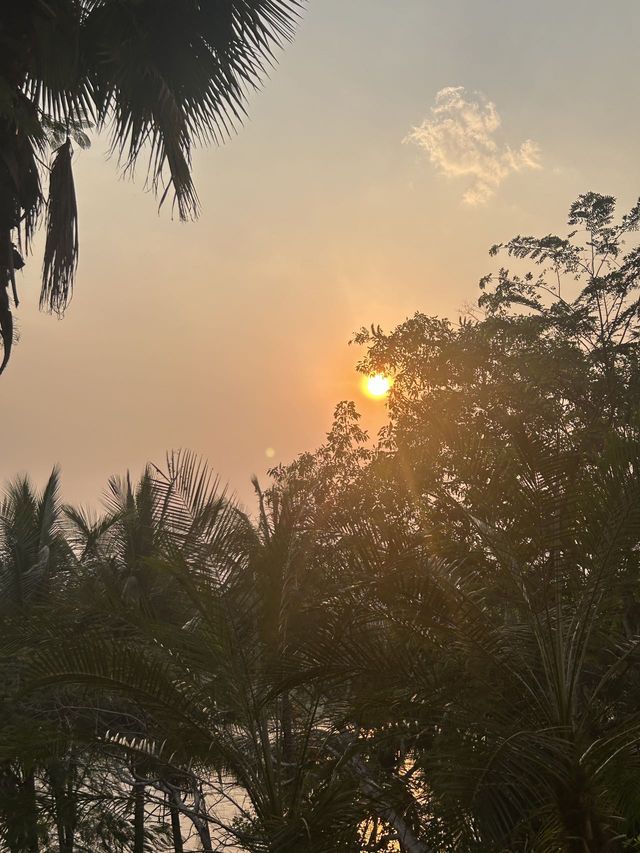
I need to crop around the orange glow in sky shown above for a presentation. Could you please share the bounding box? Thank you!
[4,1,638,512]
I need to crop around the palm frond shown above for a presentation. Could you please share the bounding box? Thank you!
[41,139,78,315]
[84,0,302,219]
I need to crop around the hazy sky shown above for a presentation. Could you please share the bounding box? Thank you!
[2,0,640,510]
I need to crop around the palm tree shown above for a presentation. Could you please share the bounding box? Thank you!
[0,0,301,372]
[61,453,238,852]
[58,452,254,851]
[0,469,69,853]
[0,468,178,853]
[25,453,372,852]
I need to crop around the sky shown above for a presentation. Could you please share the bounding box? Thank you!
[2,0,640,511]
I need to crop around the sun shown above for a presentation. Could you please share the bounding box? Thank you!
[363,373,392,399]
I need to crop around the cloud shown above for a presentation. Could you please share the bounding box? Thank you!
[405,86,541,205]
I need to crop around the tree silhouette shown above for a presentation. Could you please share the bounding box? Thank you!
[0,0,301,373]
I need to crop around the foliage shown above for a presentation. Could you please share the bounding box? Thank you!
[0,0,301,372]
[4,194,640,851]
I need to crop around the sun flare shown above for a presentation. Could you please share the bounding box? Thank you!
[363,373,392,399]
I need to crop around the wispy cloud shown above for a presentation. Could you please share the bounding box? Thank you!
[405,86,541,205]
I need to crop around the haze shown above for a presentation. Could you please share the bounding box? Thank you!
[2,0,639,509]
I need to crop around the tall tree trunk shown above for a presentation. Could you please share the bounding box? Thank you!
[560,768,622,853]
[191,784,213,853]
[55,818,65,853]
[23,769,39,853]
[63,758,76,853]
[50,759,75,853]
[330,734,433,853]
[281,692,295,766]
[169,791,184,853]
[53,777,65,853]
[133,779,145,853]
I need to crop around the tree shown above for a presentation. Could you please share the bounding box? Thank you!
[340,192,640,850]
[0,0,301,373]
[0,458,232,852]
[0,469,67,853]
[8,192,640,851]
[353,193,640,546]
[263,192,640,851]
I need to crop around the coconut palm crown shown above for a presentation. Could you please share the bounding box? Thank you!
[0,0,301,373]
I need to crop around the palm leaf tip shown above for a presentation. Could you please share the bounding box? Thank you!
[41,139,78,316]
[0,303,12,376]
